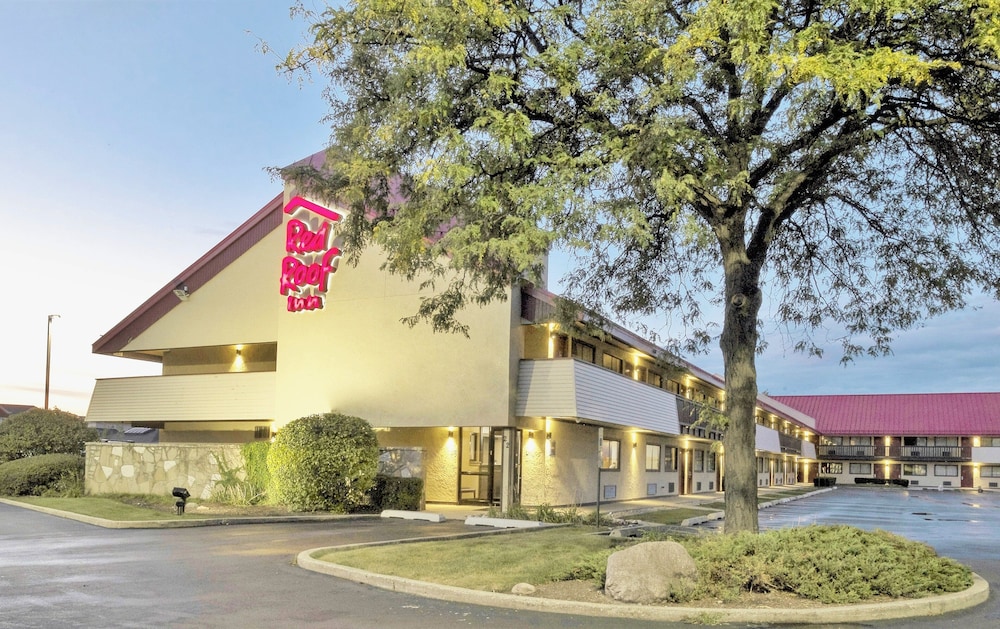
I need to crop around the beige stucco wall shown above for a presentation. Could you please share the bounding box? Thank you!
[376,427,456,503]
[272,196,518,430]
[122,230,282,353]
[86,442,244,500]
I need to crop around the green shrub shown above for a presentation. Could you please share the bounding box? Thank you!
[560,547,618,586]
[0,409,99,463]
[241,441,271,501]
[208,442,273,506]
[681,525,973,604]
[369,474,423,510]
[266,413,378,512]
[0,453,84,496]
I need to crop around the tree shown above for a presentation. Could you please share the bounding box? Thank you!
[266,412,379,511]
[0,408,98,463]
[280,0,1000,532]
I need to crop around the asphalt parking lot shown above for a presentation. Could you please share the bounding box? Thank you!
[1,488,998,628]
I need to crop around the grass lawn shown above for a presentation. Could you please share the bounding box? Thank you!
[632,507,718,525]
[318,526,616,592]
[6,496,209,521]
[314,522,973,606]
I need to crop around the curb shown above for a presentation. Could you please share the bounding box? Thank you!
[296,549,989,624]
[0,498,373,528]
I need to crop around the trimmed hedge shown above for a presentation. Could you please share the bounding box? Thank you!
[267,413,378,512]
[369,474,423,511]
[0,408,98,463]
[0,453,84,496]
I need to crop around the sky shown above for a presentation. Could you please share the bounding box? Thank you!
[1,1,998,417]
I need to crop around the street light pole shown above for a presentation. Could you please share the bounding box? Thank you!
[44,314,60,410]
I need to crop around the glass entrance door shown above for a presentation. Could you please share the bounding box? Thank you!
[458,427,500,504]
[458,427,519,506]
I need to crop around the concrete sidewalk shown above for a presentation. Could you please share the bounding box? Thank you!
[426,483,817,521]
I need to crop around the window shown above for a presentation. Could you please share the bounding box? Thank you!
[572,340,596,363]
[903,436,927,446]
[601,438,620,470]
[634,365,646,382]
[933,437,959,447]
[666,380,682,395]
[903,464,927,476]
[849,463,872,474]
[668,447,678,471]
[820,462,843,474]
[981,466,1000,477]
[645,444,661,472]
[707,451,716,472]
[648,371,662,387]
[693,450,704,472]
[935,464,959,477]
[602,353,624,374]
[552,335,568,358]
[983,437,1000,447]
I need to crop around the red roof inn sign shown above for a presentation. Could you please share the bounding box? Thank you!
[280,196,343,312]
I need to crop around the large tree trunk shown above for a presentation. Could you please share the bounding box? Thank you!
[720,251,764,534]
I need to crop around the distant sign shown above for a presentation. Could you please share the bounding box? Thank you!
[279,196,343,312]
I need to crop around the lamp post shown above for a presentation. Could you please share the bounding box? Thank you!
[44,314,60,410]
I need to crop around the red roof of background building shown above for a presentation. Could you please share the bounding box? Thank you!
[774,393,1000,436]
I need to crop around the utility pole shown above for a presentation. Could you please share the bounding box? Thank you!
[44,314,60,410]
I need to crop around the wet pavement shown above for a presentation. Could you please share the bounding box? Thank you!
[1,488,998,628]
[701,486,1000,628]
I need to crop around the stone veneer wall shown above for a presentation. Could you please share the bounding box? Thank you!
[86,443,425,502]
[85,442,244,500]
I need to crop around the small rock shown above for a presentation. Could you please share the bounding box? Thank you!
[511,582,536,595]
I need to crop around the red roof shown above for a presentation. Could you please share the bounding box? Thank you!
[774,393,1000,436]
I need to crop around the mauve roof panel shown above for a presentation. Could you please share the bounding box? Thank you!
[774,393,1000,436]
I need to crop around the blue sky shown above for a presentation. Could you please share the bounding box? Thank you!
[1,1,998,416]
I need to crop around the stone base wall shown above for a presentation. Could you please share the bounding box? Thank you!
[85,443,425,503]
[86,442,244,500]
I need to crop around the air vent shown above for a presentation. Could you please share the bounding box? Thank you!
[646,483,657,496]
[990,482,998,488]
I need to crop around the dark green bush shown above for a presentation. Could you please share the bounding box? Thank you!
[0,453,84,496]
[0,408,99,463]
[241,441,271,502]
[681,525,973,604]
[266,413,378,512]
[369,474,423,510]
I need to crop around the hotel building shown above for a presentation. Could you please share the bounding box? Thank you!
[84,160,819,509]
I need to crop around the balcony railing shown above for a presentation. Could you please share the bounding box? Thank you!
[890,445,971,461]
[778,432,802,455]
[819,444,972,461]
[86,372,276,424]
[820,445,879,459]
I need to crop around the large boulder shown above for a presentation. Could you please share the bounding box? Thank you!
[604,541,698,604]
